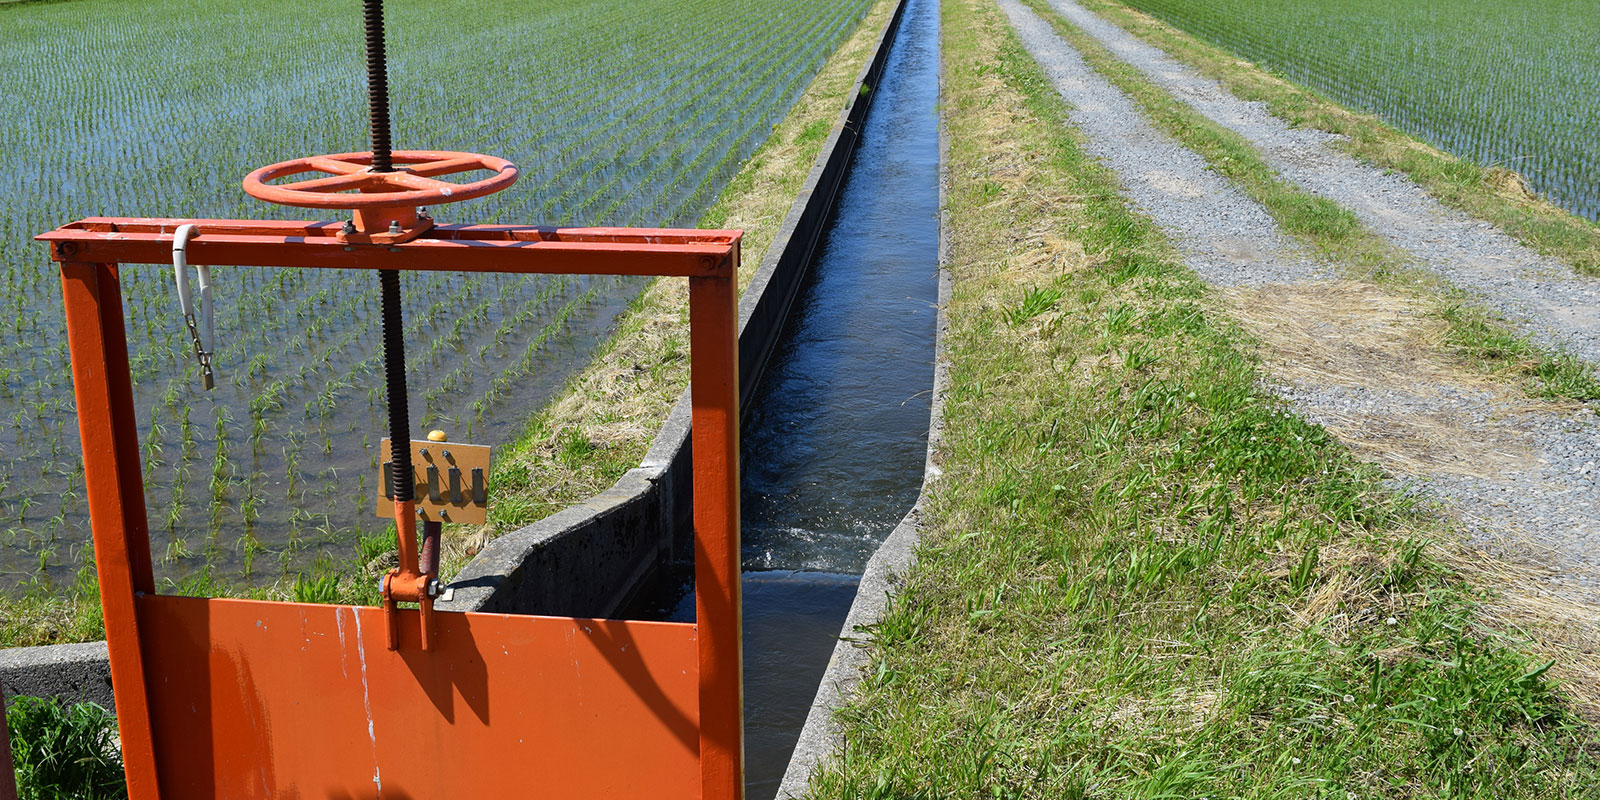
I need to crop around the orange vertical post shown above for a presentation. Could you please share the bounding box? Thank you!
[689,267,743,800]
[58,262,161,799]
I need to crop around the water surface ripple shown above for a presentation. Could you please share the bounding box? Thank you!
[645,0,941,795]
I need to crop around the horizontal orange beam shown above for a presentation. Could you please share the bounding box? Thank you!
[38,217,740,278]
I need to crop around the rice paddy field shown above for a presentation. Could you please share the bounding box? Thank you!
[1116,0,1600,222]
[0,0,872,591]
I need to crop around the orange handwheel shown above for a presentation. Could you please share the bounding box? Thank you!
[242,150,517,210]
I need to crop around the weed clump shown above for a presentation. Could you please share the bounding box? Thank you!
[7,696,126,800]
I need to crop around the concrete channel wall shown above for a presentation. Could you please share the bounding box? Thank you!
[439,0,911,619]
[0,0,910,708]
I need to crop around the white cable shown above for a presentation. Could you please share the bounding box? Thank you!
[172,224,216,389]
[172,223,197,317]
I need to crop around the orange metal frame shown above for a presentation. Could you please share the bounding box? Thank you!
[39,218,744,799]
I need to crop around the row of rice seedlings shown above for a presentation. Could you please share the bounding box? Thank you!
[528,4,851,222]
[424,280,603,433]
[0,0,875,590]
[142,271,601,581]
[1120,0,1600,221]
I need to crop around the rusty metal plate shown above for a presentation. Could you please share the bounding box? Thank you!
[375,437,491,524]
[138,595,700,798]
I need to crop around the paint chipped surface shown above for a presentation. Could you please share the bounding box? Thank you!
[349,609,382,794]
[336,611,350,680]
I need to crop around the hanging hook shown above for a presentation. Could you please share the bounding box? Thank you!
[172,224,216,390]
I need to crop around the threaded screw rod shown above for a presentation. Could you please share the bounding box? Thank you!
[363,0,409,501]
[379,269,412,502]
[363,0,393,173]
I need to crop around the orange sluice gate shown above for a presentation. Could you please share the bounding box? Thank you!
[42,217,745,799]
[141,597,700,798]
[40,0,745,794]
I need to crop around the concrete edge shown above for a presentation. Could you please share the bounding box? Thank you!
[440,0,910,617]
[0,641,113,709]
[776,8,951,794]
[0,0,913,705]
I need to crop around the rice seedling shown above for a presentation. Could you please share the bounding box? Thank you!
[0,0,875,602]
[1118,0,1600,221]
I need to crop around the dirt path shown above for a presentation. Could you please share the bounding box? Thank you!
[1000,0,1600,615]
[1045,0,1600,366]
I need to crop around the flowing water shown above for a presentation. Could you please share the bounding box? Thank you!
[635,0,941,794]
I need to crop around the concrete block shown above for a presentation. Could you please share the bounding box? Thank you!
[0,641,114,710]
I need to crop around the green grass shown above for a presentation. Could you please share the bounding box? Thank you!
[1077,0,1600,277]
[1023,0,1600,413]
[797,117,834,146]
[0,588,103,649]
[802,0,1600,795]
[1435,303,1600,405]
[7,696,126,799]
[0,549,103,648]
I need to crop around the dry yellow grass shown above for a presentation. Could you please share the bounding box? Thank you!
[1224,282,1547,478]
[1442,546,1600,721]
[1220,278,1600,719]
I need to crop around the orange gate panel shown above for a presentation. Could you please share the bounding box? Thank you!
[139,597,699,798]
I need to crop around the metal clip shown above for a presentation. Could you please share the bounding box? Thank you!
[172,224,216,390]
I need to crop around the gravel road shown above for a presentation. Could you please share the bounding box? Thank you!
[995,0,1324,287]
[1045,0,1600,366]
[1000,0,1600,600]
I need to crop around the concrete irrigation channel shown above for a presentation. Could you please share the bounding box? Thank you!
[632,0,941,793]
[1,0,945,794]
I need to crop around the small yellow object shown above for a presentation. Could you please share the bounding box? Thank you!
[427,429,448,442]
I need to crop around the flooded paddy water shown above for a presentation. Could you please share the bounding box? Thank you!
[0,0,876,590]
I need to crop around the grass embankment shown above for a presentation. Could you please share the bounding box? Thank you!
[0,0,897,648]
[803,0,1600,795]
[1018,0,1600,411]
[1079,0,1600,279]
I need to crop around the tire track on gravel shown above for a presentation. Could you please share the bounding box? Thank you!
[999,0,1600,602]
[996,0,1325,287]
[1046,0,1600,366]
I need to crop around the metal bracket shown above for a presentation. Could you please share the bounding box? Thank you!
[376,437,491,524]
